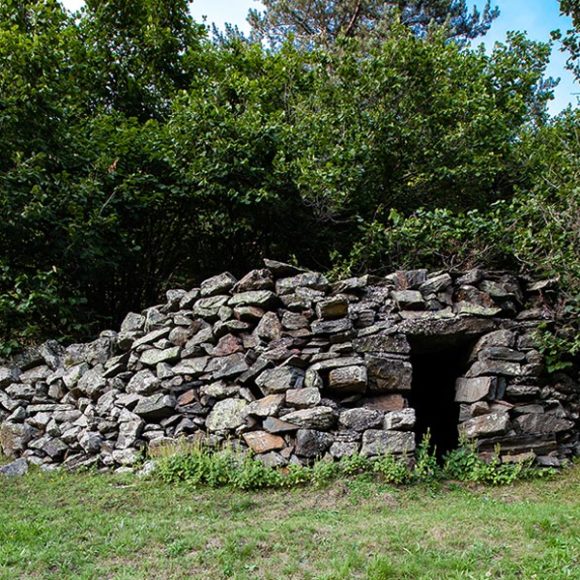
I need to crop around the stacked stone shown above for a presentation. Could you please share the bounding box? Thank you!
[0,261,577,472]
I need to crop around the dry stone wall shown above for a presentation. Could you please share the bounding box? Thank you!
[0,260,578,472]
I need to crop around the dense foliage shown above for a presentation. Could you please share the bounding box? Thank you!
[154,434,556,490]
[0,0,577,352]
[248,0,499,48]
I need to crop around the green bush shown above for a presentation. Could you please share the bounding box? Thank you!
[442,436,557,485]
[155,432,556,490]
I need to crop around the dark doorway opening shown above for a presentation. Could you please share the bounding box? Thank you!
[408,338,475,459]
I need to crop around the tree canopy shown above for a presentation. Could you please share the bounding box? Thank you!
[248,0,499,48]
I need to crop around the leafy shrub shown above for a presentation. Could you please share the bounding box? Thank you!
[443,436,557,485]
[372,453,413,485]
[412,430,440,483]
[155,434,556,490]
[337,453,373,476]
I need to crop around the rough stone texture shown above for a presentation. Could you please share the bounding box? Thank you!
[206,399,248,432]
[286,388,321,409]
[339,408,383,431]
[295,429,333,457]
[455,377,496,403]
[0,261,577,470]
[328,366,367,393]
[366,356,412,392]
[460,412,510,439]
[255,367,304,395]
[0,458,28,477]
[361,430,416,456]
[134,394,176,421]
[282,407,336,430]
[200,272,237,297]
[383,409,416,431]
[243,431,285,454]
[246,394,285,417]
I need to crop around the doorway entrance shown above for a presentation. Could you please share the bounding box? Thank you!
[408,338,475,459]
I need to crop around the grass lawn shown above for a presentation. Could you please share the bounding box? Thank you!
[0,463,578,579]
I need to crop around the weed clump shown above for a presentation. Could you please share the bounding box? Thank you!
[154,432,557,490]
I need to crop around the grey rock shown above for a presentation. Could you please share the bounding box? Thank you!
[20,365,51,384]
[257,451,286,468]
[140,346,181,366]
[245,394,285,417]
[228,290,279,309]
[478,347,526,362]
[506,384,541,399]
[366,355,412,392]
[392,290,425,309]
[308,356,364,373]
[193,295,230,319]
[41,437,68,460]
[466,360,521,378]
[311,318,353,336]
[420,273,452,294]
[354,333,410,354]
[329,441,360,459]
[255,366,304,395]
[285,388,321,409]
[328,366,367,393]
[205,353,249,379]
[383,408,416,431]
[455,377,496,403]
[112,448,140,466]
[127,369,160,395]
[361,430,416,456]
[5,383,35,400]
[206,398,248,431]
[165,289,186,311]
[514,413,574,434]
[200,272,237,297]
[75,368,107,399]
[179,288,200,310]
[0,367,21,388]
[233,269,274,293]
[339,408,383,431]
[255,312,282,341]
[281,311,309,330]
[200,381,240,400]
[7,406,26,422]
[263,259,306,276]
[295,429,333,457]
[79,432,103,454]
[27,412,51,429]
[172,357,208,376]
[120,312,145,333]
[262,416,299,433]
[134,394,177,420]
[276,272,329,295]
[132,327,171,349]
[0,391,18,412]
[282,407,335,430]
[0,458,28,477]
[454,302,502,317]
[460,412,510,439]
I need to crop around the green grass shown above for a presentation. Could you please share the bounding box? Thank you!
[0,464,579,579]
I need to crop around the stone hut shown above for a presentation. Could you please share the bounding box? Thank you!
[0,260,578,471]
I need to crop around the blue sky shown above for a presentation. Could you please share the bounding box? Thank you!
[62,0,578,114]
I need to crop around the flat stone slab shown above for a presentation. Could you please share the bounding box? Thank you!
[455,377,496,403]
[361,430,416,456]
